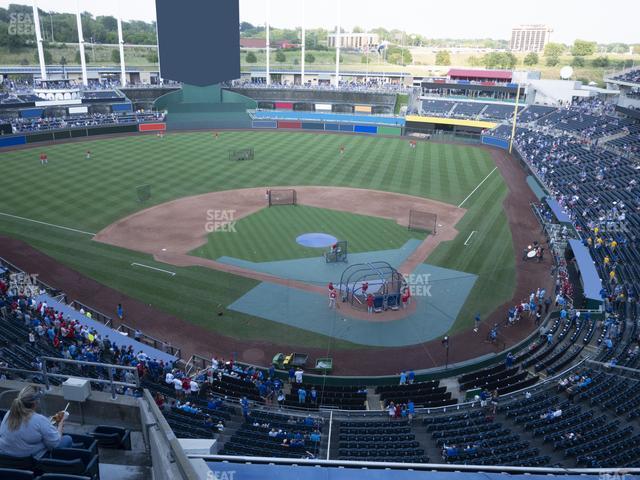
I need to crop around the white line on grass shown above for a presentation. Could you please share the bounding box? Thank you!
[458,167,498,208]
[131,263,176,276]
[464,231,477,246]
[0,211,95,236]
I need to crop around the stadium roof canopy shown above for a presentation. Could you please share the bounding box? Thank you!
[544,197,572,224]
[567,239,604,302]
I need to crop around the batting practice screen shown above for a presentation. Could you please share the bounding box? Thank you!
[268,189,297,207]
[408,209,437,233]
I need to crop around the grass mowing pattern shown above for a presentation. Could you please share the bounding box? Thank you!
[191,205,425,263]
[0,131,510,348]
[428,170,515,334]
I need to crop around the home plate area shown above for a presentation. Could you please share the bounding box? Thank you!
[228,262,477,347]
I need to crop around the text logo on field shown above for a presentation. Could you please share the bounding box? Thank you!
[403,273,432,297]
[205,209,237,233]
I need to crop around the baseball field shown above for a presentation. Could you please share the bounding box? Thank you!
[0,130,517,362]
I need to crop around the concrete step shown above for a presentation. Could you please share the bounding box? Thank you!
[366,387,382,410]
[99,464,151,480]
[440,377,464,403]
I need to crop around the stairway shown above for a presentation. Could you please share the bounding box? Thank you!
[366,387,382,410]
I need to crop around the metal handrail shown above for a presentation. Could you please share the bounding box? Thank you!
[117,323,181,358]
[191,454,639,475]
[40,356,140,399]
[70,300,114,328]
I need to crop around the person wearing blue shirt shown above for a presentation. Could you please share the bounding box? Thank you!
[399,371,407,385]
[408,371,415,384]
[298,387,307,404]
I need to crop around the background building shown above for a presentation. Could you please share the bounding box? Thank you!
[510,24,553,52]
[327,32,379,50]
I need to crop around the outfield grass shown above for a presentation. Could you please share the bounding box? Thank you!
[0,131,511,348]
[191,205,425,263]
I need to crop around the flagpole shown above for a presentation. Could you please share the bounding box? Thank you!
[334,0,341,87]
[266,0,270,86]
[301,0,305,85]
[508,84,521,154]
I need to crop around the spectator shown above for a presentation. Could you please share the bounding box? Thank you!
[0,386,73,458]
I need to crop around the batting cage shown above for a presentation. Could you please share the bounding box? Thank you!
[229,148,254,161]
[268,189,297,207]
[408,209,437,234]
[339,261,407,312]
[136,184,152,203]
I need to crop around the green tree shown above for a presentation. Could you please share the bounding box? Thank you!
[545,56,559,67]
[435,50,451,66]
[591,56,610,67]
[275,50,286,62]
[571,56,585,67]
[544,42,564,65]
[606,43,629,54]
[523,52,539,66]
[304,52,315,63]
[571,39,596,57]
[245,51,257,63]
[111,49,120,63]
[385,45,412,65]
[503,52,518,69]
[481,52,516,69]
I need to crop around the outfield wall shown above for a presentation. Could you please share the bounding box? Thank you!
[250,110,404,136]
[481,135,509,150]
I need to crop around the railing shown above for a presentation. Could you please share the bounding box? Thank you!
[117,323,181,358]
[0,356,139,400]
[193,454,638,475]
[70,300,114,328]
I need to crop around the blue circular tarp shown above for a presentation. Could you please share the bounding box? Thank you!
[296,233,338,248]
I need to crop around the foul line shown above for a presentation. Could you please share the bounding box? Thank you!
[0,211,95,236]
[458,167,498,208]
[131,262,176,276]
[464,231,477,246]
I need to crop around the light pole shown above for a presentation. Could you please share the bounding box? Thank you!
[442,335,449,369]
[49,11,54,42]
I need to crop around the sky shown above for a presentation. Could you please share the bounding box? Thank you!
[1,0,638,45]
